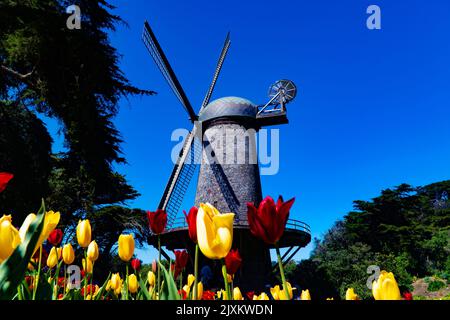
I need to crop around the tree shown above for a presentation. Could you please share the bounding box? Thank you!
[0,102,52,218]
[0,1,155,274]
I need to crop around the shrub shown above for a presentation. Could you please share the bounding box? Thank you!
[427,279,446,292]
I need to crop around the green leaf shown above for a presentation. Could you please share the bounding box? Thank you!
[93,273,111,300]
[158,262,180,300]
[0,199,46,300]
[137,276,152,300]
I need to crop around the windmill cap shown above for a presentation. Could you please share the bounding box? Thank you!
[198,96,257,122]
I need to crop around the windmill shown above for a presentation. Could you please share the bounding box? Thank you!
[142,20,311,290]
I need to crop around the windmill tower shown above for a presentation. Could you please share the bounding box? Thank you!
[142,21,310,291]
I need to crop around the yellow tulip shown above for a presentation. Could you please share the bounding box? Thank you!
[300,289,311,300]
[111,273,122,290]
[372,271,401,300]
[326,297,334,300]
[233,287,243,300]
[187,274,195,287]
[253,292,269,300]
[197,282,203,300]
[82,258,93,274]
[19,211,60,254]
[346,288,359,300]
[218,289,228,300]
[128,274,139,294]
[270,282,294,300]
[118,234,134,262]
[196,203,234,259]
[147,271,156,287]
[87,240,99,261]
[62,243,75,264]
[110,273,123,296]
[47,247,59,268]
[76,220,91,248]
[0,215,21,263]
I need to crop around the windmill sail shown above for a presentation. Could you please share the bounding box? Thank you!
[142,21,197,122]
[201,32,231,110]
[158,130,201,227]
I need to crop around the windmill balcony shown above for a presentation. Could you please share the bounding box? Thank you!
[151,216,311,250]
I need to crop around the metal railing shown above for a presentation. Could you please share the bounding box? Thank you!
[167,216,311,235]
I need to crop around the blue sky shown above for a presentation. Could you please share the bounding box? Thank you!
[45,0,450,262]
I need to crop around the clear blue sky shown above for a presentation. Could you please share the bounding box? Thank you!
[45,0,450,263]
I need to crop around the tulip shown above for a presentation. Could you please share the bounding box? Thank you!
[247,196,295,245]
[202,290,216,300]
[197,282,203,300]
[300,289,311,300]
[47,247,60,268]
[118,234,135,262]
[218,289,228,300]
[187,274,195,286]
[0,215,21,263]
[82,258,93,274]
[110,273,122,291]
[372,271,401,300]
[48,229,63,246]
[76,220,91,248]
[225,249,242,275]
[196,203,234,260]
[19,211,60,253]
[128,274,139,294]
[146,209,167,234]
[345,288,359,300]
[174,250,188,278]
[131,258,141,271]
[184,206,200,300]
[403,292,413,300]
[183,206,198,243]
[109,273,123,296]
[62,243,75,264]
[233,287,244,300]
[147,271,156,287]
[270,282,294,300]
[87,240,99,261]
[0,172,13,193]
[326,297,334,300]
[253,292,269,300]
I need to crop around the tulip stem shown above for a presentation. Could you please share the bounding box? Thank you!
[32,245,43,300]
[157,235,161,300]
[275,244,290,300]
[125,264,129,300]
[221,259,231,300]
[193,244,199,300]
[83,249,87,300]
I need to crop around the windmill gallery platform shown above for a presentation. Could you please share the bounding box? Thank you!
[142,20,311,291]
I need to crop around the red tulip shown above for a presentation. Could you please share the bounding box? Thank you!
[178,289,187,300]
[183,206,198,243]
[246,291,255,300]
[147,209,167,234]
[0,172,13,193]
[174,250,189,278]
[131,258,141,271]
[202,290,215,300]
[225,249,242,275]
[403,292,413,300]
[47,229,63,246]
[247,195,295,245]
